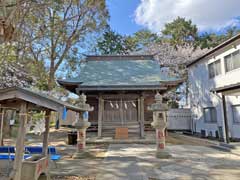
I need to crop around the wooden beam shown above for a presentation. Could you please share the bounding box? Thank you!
[76,86,167,91]
[101,94,140,99]
[0,101,46,111]
[42,109,51,156]
[98,96,103,138]
[10,102,27,180]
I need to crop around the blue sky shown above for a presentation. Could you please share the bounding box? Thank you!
[107,0,142,35]
[107,0,240,35]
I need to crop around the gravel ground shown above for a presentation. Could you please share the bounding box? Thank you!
[0,168,9,180]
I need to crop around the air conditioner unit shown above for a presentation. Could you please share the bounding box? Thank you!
[201,130,206,138]
[208,131,213,137]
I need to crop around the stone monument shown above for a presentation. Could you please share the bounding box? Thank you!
[148,92,171,158]
[72,93,93,159]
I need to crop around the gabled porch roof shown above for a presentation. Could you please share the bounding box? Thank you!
[58,55,183,93]
[0,87,91,112]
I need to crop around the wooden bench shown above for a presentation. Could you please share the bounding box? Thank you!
[0,146,31,160]
[0,154,31,160]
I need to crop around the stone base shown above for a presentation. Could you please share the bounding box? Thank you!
[72,151,93,159]
[156,150,172,159]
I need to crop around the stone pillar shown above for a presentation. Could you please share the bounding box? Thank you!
[77,128,87,151]
[74,113,91,156]
[155,114,167,153]
[72,93,92,159]
[148,93,171,158]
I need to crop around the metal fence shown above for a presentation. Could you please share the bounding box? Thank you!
[167,108,192,131]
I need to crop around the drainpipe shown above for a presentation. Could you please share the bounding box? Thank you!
[222,94,230,144]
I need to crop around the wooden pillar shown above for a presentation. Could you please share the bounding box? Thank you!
[98,96,103,138]
[140,96,145,138]
[222,94,230,144]
[42,109,51,156]
[137,98,141,137]
[0,109,5,146]
[10,102,27,180]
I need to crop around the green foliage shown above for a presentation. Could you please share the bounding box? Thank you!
[96,28,161,54]
[197,27,240,49]
[162,17,198,48]
[97,29,136,55]
[132,29,161,50]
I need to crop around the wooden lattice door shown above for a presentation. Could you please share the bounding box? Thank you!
[103,99,138,125]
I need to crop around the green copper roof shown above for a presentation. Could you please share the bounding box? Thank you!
[59,59,180,87]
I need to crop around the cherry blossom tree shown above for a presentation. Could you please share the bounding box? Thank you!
[145,42,209,107]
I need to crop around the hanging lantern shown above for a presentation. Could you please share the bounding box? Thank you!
[115,102,119,109]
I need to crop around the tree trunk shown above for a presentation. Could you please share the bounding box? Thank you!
[48,64,55,91]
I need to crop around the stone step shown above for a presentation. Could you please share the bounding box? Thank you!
[102,128,140,138]
[102,125,140,129]
[102,122,139,126]
[219,142,240,150]
[210,144,240,156]
[210,145,232,152]
[102,128,140,133]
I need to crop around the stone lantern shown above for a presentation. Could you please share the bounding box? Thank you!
[72,93,93,159]
[148,92,171,158]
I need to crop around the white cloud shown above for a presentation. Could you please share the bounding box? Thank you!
[134,0,240,32]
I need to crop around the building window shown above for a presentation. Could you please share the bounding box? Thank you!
[224,50,240,72]
[232,105,240,123]
[204,107,217,123]
[208,60,221,78]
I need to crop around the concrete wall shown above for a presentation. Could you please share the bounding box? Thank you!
[167,108,191,130]
[188,38,240,138]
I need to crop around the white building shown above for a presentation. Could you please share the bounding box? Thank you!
[187,34,240,142]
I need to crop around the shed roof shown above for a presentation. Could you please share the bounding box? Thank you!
[0,87,91,112]
[58,56,182,92]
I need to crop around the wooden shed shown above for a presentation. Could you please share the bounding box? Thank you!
[0,87,91,180]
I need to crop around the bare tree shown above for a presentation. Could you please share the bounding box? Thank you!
[24,0,108,90]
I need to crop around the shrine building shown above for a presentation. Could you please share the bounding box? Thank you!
[58,55,182,138]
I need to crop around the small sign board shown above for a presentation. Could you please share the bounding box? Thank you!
[115,127,128,139]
